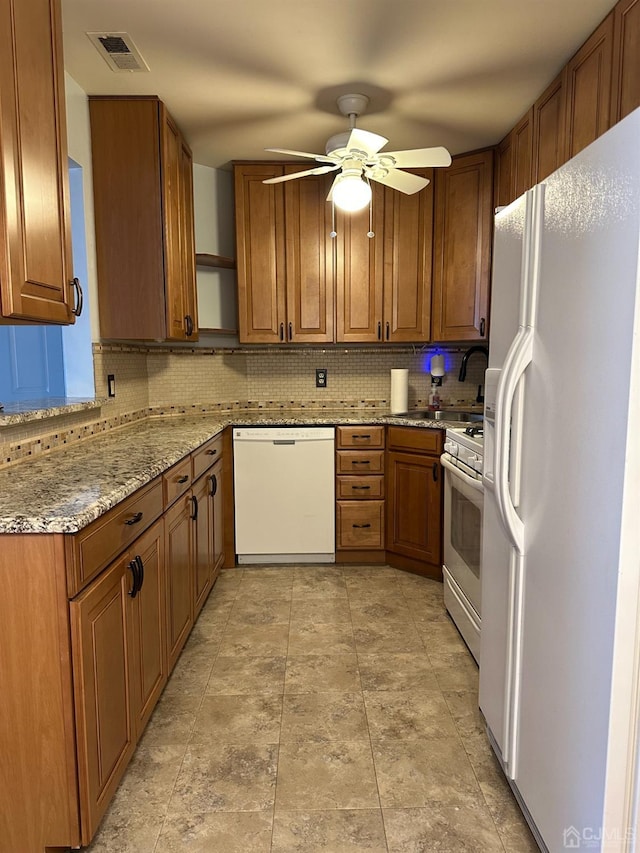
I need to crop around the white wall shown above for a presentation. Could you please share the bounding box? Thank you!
[64,73,100,343]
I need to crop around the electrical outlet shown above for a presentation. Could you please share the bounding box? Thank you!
[316,368,327,388]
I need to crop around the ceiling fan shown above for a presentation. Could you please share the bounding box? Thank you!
[263,93,452,212]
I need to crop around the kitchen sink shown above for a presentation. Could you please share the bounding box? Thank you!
[393,409,483,422]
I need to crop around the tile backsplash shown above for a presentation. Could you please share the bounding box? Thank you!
[0,342,487,467]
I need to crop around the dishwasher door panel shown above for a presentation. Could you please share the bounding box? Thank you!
[233,428,335,563]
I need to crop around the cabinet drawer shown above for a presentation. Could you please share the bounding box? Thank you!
[192,434,223,480]
[68,478,163,596]
[336,475,384,499]
[387,426,443,455]
[337,500,385,549]
[336,450,384,474]
[163,458,192,508]
[337,426,384,449]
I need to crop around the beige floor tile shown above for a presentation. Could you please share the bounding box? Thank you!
[345,579,406,600]
[281,692,369,743]
[191,694,282,745]
[285,653,361,693]
[163,645,218,696]
[272,809,388,852]
[276,741,380,810]
[383,805,504,852]
[342,564,401,579]
[83,800,166,852]
[405,597,452,624]
[364,690,458,741]
[218,623,290,657]
[288,621,356,655]
[462,733,514,806]
[289,596,353,624]
[441,689,485,739]
[170,743,277,813]
[155,811,273,853]
[353,622,423,655]
[214,568,244,589]
[372,737,484,809]
[206,654,286,695]
[194,595,235,627]
[358,653,438,692]
[350,597,413,624]
[430,652,479,691]
[487,796,540,852]
[138,693,201,747]
[227,596,292,625]
[292,576,349,599]
[112,744,186,807]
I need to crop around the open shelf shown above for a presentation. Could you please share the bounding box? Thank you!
[195,253,236,270]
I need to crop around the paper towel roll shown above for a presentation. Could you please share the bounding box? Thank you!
[390,369,409,414]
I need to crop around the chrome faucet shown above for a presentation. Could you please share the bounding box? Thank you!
[458,346,489,404]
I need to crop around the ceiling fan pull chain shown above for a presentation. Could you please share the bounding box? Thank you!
[367,178,375,239]
[330,200,337,239]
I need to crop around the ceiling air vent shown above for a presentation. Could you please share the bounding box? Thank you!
[87,32,149,72]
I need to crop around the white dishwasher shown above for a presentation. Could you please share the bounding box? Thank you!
[233,426,335,564]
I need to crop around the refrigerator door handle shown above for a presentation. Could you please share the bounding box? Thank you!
[494,326,533,555]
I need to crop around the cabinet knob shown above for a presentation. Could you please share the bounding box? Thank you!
[479,317,486,337]
[70,278,83,317]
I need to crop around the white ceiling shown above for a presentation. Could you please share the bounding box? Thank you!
[61,0,617,170]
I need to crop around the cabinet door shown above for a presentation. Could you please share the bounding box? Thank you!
[565,13,614,160]
[235,164,286,343]
[383,170,433,343]
[129,520,167,736]
[610,0,640,124]
[164,495,194,669]
[431,150,493,342]
[162,113,197,341]
[512,108,534,199]
[192,472,213,618]
[494,131,514,208]
[533,72,567,182]
[335,183,384,343]
[284,170,334,343]
[0,0,74,324]
[70,553,136,844]
[386,451,442,566]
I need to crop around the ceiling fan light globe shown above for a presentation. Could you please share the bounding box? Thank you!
[332,175,371,212]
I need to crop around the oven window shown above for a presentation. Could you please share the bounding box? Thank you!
[451,483,481,578]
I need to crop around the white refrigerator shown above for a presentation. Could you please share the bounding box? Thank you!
[480,107,640,852]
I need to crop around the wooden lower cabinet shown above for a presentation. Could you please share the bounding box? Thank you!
[165,492,195,670]
[70,518,166,845]
[193,458,225,619]
[386,427,444,578]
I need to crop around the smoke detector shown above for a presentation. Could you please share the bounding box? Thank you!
[87,32,149,73]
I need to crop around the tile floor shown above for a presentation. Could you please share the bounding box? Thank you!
[86,565,539,852]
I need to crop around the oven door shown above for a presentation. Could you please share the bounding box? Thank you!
[441,453,483,615]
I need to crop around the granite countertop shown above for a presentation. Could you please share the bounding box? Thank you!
[0,409,465,535]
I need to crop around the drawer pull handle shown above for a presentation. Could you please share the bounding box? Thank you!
[135,555,145,592]
[125,511,143,526]
[209,474,217,497]
[353,523,371,528]
[128,559,139,597]
[351,460,371,465]
[205,448,218,456]
[352,485,371,490]
[70,277,83,316]
[351,434,371,440]
[177,475,189,484]
[432,462,439,482]
[190,495,199,521]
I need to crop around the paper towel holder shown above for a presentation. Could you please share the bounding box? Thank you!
[430,354,445,386]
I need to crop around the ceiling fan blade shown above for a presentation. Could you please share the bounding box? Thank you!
[326,175,340,202]
[263,164,340,184]
[380,146,452,168]
[368,169,430,194]
[265,147,336,164]
[345,128,388,157]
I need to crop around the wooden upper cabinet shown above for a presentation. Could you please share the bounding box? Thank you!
[431,150,493,342]
[565,13,614,161]
[335,182,384,343]
[284,168,334,343]
[89,96,198,341]
[611,0,640,124]
[235,164,286,343]
[495,110,533,207]
[382,170,433,343]
[533,72,567,182]
[0,0,75,324]
[235,164,334,344]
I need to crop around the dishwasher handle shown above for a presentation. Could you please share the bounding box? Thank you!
[273,439,296,445]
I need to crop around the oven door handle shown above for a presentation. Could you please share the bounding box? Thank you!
[440,454,484,493]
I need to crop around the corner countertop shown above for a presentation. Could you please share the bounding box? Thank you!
[0,409,463,535]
